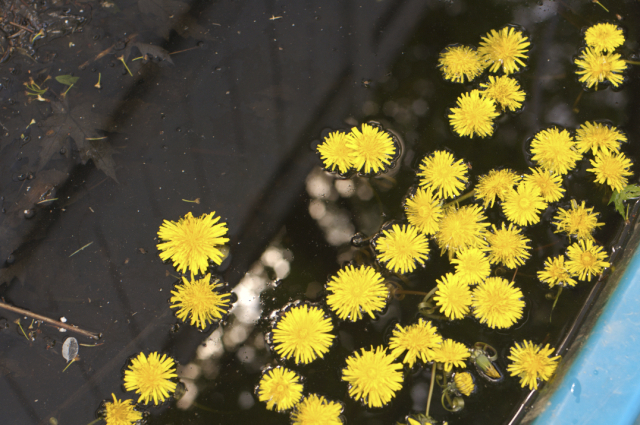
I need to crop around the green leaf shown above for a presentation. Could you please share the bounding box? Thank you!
[55,75,79,86]
[609,184,640,219]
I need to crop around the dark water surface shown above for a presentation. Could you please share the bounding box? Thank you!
[1,0,640,424]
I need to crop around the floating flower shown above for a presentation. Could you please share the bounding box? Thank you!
[375,224,430,274]
[272,305,335,364]
[437,44,487,83]
[479,75,526,111]
[530,127,581,175]
[418,150,469,199]
[449,89,499,138]
[435,205,489,254]
[502,182,547,226]
[388,318,443,367]
[485,223,531,269]
[405,187,443,235]
[433,273,472,320]
[575,121,627,155]
[478,26,530,74]
[170,273,231,329]
[575,47,626,89]
[454,372,475,396]
[342,346,403,408]
[451,248,491,285]
[326,265,388,321]
[257,367,304,411]
[290,394,343,425]
[507,340,561,390]
[433,339,470,372]
[538,255,577,288]
[566,240,610,281]
[475,168,520,208]
[157,211,229,275]
[588,151,633,192]
[471,277,524,329]
[584,23,625,53]
[346,123,396,174]
[124,352,177,405]
[523,168,565,203]
[317,130,353,173]
[553,200,604,241]
[103,394,143,425]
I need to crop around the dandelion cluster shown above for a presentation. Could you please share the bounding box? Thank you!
[123,352,177,405]
[433,273,472,320]
[530,127,581,175]
[433,339,470,372]
[478,26,530,74]
[375,224,430,274]
[170,273,231,329]
[575,47,626,89]
[507,341,561,390]
[317,130,353,174]
[575,121,627,155]
[451,247,491,285]
[538,255,577,288]
[584,23,624,53]
[438,45,486,83]
[404,187,443,235]
[257,367,304,411]
[553,200,603,241]
[326,265,388,321]
[566,240,610,281]
[418,150,469,199]
[479,75,526,112]
[435,204,489,254]
[471,277,524,329]
[291,394,343,425]
[454,372,475,396]
[388,319,443,367]
[475,168,520,208]
[523,168,565,203]
[485,223,531,269]
[502,182,548,226]
[449,89,499,138]
[103,394,142,425]
[588,151,633,192]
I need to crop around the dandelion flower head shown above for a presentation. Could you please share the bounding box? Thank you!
[291,394,343,425]
[326,265,388,321]
[257,367,304,411]
[157,211,229,275]
[341,346,403,408]
[388,318,443,367]
[502,182,548,226]
[485,223,531,269]
[575,47,626,89]
[435,204,489,254]
[584,23,625,53]
[479,75,526,112]
[346,123,396,174]
[317,130,353,174]
[451,247,491,285]
[433,339,470,372]
[418,150,469,200]
[437,44,486,83]
[575,121,627,155]
[471,277,524,329]
[454,372,475,396]
[170,273,231,329]
[530,127,581,175]
[449,89,499,138]
[404,187,443,235]
[588,151,633,192]
[124,352,177,405]
[538,255,577,288]
[553,200,604,241]
[475,168,520,208]
[523,167,565,203]
[375,224,430,274]
[433,273,472,320]
[478,26,530,74]
[566,239,610,281]
[507,340,561,390]
[103,394,142,425]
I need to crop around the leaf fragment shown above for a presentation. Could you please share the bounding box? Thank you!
[55,75,80,86]
[609,184,640,219]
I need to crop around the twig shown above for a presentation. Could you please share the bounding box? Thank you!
[0,301,100,339]
[69,241,93,257]
[8,22,34,33]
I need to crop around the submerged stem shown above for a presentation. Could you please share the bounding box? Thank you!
[426,363,436,417]
[550,286,563,323]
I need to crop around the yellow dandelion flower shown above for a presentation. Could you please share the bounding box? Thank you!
[437,44,486,83]
[566,239,610,281]
[291,394,343,425]
[584,23,625,53]
[530,127,581,175]
[157,211,229,275]
[317,130,353,174]
[479,75,526,112]
[435,205,489,254]
[451,248,491,285]
[588,151,633,192]
[575,47,626,89]
[485,223,531,269]
[449,89,499,138]
[405,187,443,235]
[433,339,470,372]
[170,274,231,329]
[538,255,577,288]
[272,305,335,364]
[502,182,547,226]
[507,340,561,390]
[433,273,472,320]
[454,372,475,396]
[471,277,524,329]
[257,367,304,411]
[326,265,388,321]
[478,26,530,74]
[418,150,469,200]
[553,200,604,241]
[475,168,520,208]
[375,224,430,274]
[342,346,403,408]
[124,352,177,405]
[575,121,627,155]
[346,123,396,174]
[389,319,443,367]
[523,167,565,203]
[104,394,142,425]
